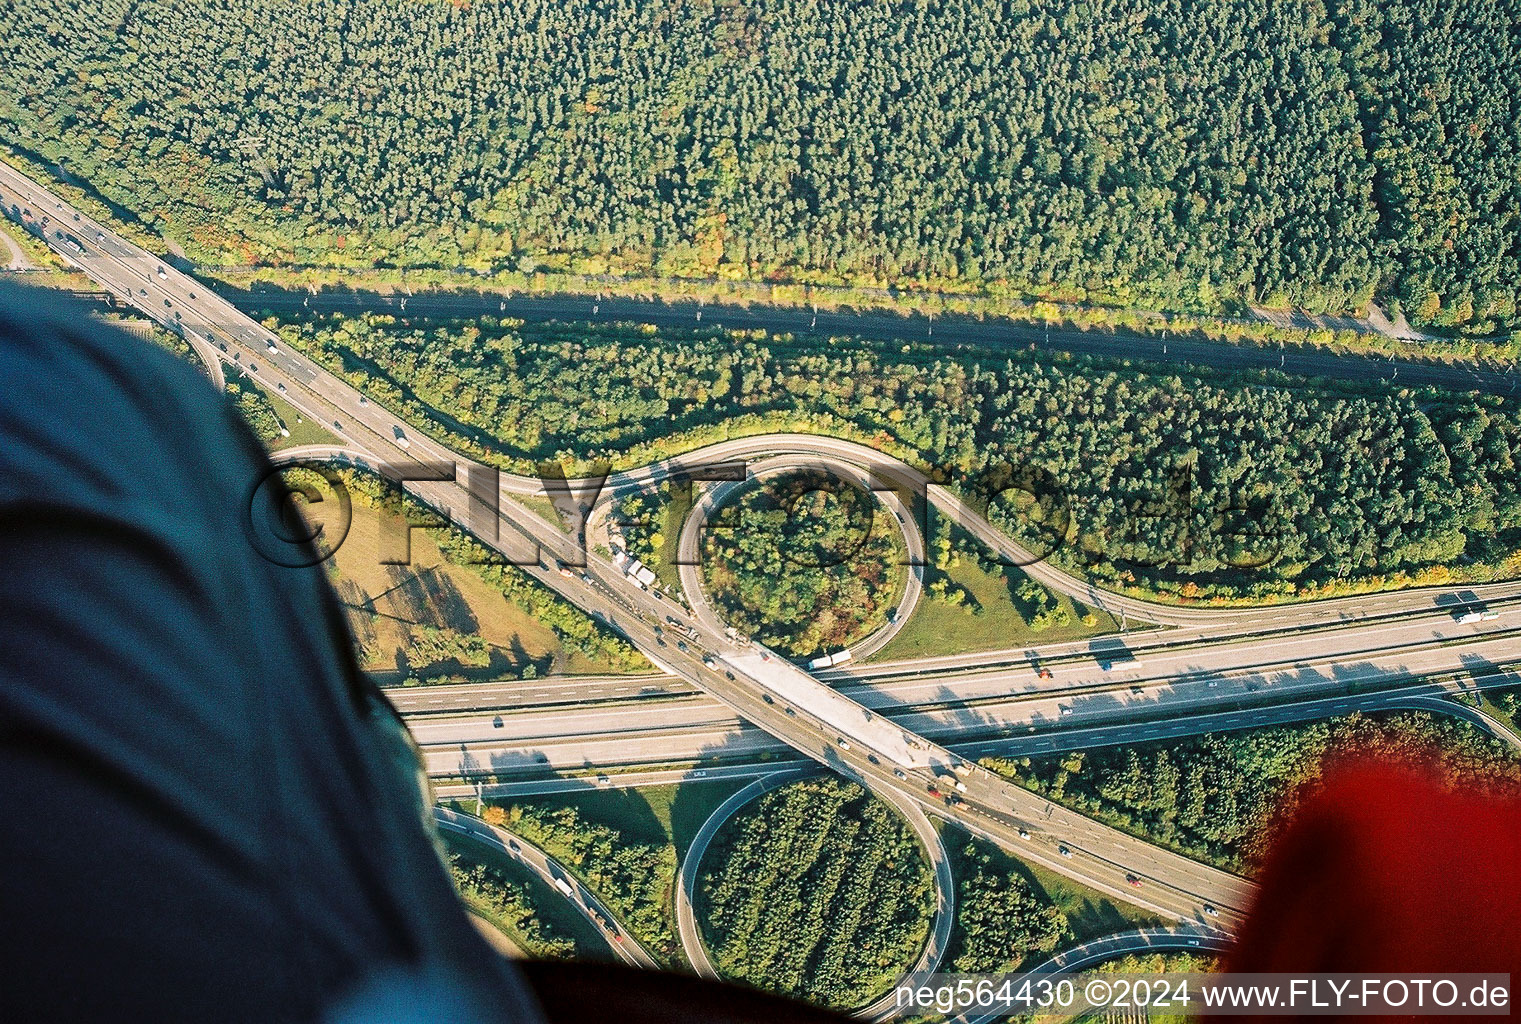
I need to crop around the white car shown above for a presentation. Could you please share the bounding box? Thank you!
[267,341,277,354]
[595,775,611,787]
[156,266,167,280]
[836,737,851,750]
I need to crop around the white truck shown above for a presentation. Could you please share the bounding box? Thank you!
[806,649,852,671]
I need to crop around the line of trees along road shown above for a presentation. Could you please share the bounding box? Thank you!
[2,0,1516,332]
[276,315,1521,603]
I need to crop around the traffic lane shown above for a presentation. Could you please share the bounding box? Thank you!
[856,588,1521,678]
[407,697,730,745]
[386,675,686,714]
[396,602,1520,724]
[407,629,1521,759]
[428,671,1507,790]
[386,593,1520,716]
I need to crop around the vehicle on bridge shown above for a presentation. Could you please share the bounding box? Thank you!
[937,773,967,793]
[805,648,852,670]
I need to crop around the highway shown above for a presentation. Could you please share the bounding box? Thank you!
[403,610,1521,770]
[414,637,1521,778]
[8,155,1521,958]
[383,586,1521,717]
[429,673,1521,808]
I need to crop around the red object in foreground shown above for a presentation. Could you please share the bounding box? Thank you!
[1223,760,1521,1008]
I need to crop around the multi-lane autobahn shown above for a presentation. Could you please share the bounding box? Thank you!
[7,157,1521,964]
[398,600,1521,764]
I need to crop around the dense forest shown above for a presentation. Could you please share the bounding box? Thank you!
[276,315,1521,602]
[701,473,908,656]
[3,0,1517,330]
[697,778,934,1009]
[984,710,1521,872]
[946,838,1068,973]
